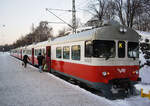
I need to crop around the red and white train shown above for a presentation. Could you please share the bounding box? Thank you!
[11,24,141,99]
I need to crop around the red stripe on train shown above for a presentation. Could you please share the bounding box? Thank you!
[51,60,139,83]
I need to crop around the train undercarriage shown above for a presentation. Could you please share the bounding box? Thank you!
[51,70,141,100]
[98,78,140,99]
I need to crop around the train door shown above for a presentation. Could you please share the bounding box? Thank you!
[46,46,51,72]
[32,48,34,65]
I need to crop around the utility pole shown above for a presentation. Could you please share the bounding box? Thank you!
[46,0,76,34]
[72,0,76,33]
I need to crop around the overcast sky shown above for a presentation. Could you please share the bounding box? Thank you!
[0,0,91,45]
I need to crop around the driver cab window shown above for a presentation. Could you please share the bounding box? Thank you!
[93,40,115,59]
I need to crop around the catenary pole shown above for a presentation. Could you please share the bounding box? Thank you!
[72,0,76,33]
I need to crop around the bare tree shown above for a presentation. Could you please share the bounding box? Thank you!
[114,0,149,29]
[88,0,114,25]
[87,0,150,31]
[10,21,53,49]
[57,27,72,37]
[86,0,117,26]
[131,0,150,31]
[114,0,125,25]
[34,21,53,42]
[125,0,141,27]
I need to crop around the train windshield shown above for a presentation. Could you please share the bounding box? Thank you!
[93,40,115,59]
[128,42,139,58]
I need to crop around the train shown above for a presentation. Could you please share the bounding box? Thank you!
[10,23,141,99]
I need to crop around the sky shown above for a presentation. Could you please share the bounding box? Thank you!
[0,0,91,45]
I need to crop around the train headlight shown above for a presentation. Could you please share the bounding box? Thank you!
[102,72,107,76]
[119,27,124,32]
[136,70,139,74]
[132,70,139,75]
[102,72,110,77]
[119,27,127,33]
[123,28,127,32]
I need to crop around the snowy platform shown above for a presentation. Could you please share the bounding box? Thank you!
[0,53,150,106]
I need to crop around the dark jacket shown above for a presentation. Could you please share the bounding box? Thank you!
[23,55,29,63]
[37,55,45,66]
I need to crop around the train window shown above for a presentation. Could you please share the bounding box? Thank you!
[26,50,31,55]
[56,47,62,58]
[35,49,37,56]
[71,45,80,60]
[128,42,139,58]
[35,49,41,56]
[42,49,46,55]
[118,41,125,58]
[63,46,70,59]
[93,40,115,59]
[23,50,25,54]
[85,41,93,57]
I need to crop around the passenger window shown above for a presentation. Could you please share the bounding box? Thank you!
[56,47,62,58]
[35,49,37,56]
[118,41,125,58]
[72,45,80,60]
[63,46,70,59]
[85,41,93,57]
[35,49,40,56]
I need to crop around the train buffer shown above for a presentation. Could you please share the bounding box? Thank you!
[141,88,150,99]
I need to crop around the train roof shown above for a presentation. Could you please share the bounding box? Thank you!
[50,24,139,45]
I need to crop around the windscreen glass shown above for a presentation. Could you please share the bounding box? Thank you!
[93,40,115,59]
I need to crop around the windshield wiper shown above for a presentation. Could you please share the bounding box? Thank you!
[105,52,111,60]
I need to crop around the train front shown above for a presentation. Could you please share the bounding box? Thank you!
[89,24,141,99]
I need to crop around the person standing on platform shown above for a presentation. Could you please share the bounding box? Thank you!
[37,53,45,73]
[22,54,30,68]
